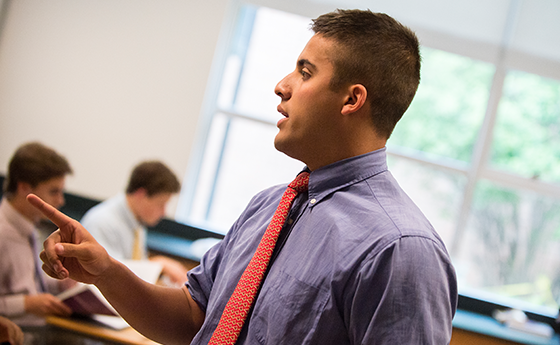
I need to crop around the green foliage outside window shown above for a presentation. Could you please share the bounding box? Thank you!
[468,181,560,309]
[491,71,560,184]
[390,47,494,162]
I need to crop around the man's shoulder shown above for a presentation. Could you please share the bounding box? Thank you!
[81,195,125,227]
[0,224,27,254]
[364,172,436,232]
[0,209,21,241]
[315,173,445,253]
[85,194,124,214]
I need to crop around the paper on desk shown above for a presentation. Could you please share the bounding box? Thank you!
[92,259,163,329]
[121,259,163,283]
[91,314,131,330]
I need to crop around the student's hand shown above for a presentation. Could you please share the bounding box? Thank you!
[27,194,112,285]
[24,293,72,317]
[150,255,189,285]
[0,316,24,345]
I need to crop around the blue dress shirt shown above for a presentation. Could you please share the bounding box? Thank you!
[81,193,146,260]
[187,147,458,344]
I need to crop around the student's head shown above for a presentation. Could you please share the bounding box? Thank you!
[4,142,72,221]
[310,9,420,139]
[125,161,180,226]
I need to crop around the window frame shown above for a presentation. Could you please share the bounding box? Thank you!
[177,0,560,325]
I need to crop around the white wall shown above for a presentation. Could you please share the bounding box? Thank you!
[0,0,229,215]
[1,0,558,219]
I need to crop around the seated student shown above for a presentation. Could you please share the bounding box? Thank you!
[80,161,188,284]
[0,142,73,326]
[0,316,23,345]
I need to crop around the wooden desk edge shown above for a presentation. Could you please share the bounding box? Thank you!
[46,316,161,345]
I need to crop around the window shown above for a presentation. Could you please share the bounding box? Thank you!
[390,48,495,163]
[177,6,311,232]
[177,2,560,317]
[388,48,495,247]
[491,71,560,183]
[455,72,560,314]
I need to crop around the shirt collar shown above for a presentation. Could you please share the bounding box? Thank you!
[0,197,36,238]
[117,193,143,231]
[306,147,388,207]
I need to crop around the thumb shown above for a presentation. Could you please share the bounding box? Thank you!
[55,242,93,261]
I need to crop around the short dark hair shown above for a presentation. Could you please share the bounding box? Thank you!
[126,161,180,196]
[311,9,421,139]
[3,142,73,197]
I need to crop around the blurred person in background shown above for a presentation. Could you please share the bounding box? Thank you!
[81,161,188,285]
[0,142,73,326]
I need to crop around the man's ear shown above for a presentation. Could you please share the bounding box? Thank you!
[17,181,33,195]
[131,187,148,199]
[341,84,367,115]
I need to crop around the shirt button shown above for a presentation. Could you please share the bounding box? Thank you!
[310,198,317,204]
[287,218,294,225]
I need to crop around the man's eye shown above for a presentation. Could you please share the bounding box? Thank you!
[301,70,310,79]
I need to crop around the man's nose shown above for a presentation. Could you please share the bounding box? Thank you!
[55,194,65,209]
[274,74,291,100]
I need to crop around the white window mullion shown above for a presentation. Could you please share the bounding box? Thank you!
[449,0,523,255]
[450,66,506,254]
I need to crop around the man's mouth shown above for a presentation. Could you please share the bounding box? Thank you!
[277,106,289,127]
[277,106,288,118]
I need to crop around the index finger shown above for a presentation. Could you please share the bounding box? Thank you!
[27,194,73,229]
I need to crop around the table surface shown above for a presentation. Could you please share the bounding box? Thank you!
[18,310,557,345]
[44,316,161,345]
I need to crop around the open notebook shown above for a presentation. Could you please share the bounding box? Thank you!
[56,259,163,329]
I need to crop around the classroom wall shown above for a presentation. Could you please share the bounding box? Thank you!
[0,0,229,215]
[2,0,559,221]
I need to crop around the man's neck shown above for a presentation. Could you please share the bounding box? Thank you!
[125,193,142,225]
[7,194,39,225]
[305,137,387,171]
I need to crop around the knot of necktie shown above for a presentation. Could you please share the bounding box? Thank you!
[289,171,309,193]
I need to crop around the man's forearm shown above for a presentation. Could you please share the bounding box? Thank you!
[95,258,203,344]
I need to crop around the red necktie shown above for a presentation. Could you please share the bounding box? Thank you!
[209,171,310,345]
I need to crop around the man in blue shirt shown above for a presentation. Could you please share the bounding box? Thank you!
[32,9,457,344]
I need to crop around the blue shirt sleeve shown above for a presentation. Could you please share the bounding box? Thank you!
[186,238,225,313]
[345,235,457,344]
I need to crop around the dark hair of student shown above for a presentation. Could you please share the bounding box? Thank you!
[3,142,73,198]
[126,161,181,196]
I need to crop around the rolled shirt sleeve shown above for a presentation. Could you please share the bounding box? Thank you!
[0,294,25,317]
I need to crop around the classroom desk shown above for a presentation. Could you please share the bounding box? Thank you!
[451,310,560,345]
[44,316,161,345]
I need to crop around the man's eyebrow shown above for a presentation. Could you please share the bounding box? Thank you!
[297,59,316,70]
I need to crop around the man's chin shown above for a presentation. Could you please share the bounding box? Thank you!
[273,135,289,154]
[274,141,304,164]
[142,219,162,228]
